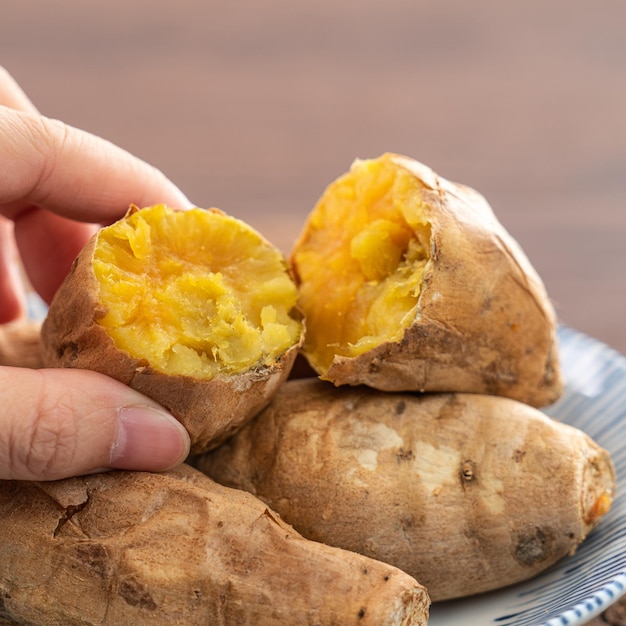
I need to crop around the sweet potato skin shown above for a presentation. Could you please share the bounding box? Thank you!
[40,234,301,454]
[194,379,615,601]
[291,154,562,408]
[0,464,429,626]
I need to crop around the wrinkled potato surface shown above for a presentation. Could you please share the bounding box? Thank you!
[0,465,430,625]
[194,379,615,601]
[41,204,304,453]
[291,153,561,407]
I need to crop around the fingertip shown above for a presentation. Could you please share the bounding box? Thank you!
[0,66,39,113]
[107,405,191,472]
[0,367,191,480]
[166,187,196,212]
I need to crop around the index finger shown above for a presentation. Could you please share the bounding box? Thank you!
[0,107,193,224]
[0,66,39,113]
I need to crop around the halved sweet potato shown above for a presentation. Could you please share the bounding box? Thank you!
[291,154,561,407]
[41,204,304,453]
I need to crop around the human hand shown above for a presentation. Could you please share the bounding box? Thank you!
[0,66,192,480]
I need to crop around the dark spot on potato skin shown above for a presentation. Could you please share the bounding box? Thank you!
[118,577,157,610]
[542,348,559,387]
[0,589,9,617]
[396,448,414,462]
[480,296,492,316]
[400,514,418,535]
[480,359,519,396]
[395,400,406,415]
[57,341,79,363]
[460,460,477,485]
[368,359,381,375]
[73,543,109,579]
[512,449,526,462]
[514,527,555,566]
[438,394,465,421]
[358,607,366,619]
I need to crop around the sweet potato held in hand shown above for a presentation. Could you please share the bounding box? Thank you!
[0,464,430,625]
[41,204,304,453]
[290,154,561,407]
[194,379,615,601]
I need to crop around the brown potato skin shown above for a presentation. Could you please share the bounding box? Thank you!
[292,154,562,408]
[0,464,429,626]
[40,235,302,454]
[193,379,615,601]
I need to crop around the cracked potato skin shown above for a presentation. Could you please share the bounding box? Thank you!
[0,464,429,626]
[194,379,615,601]
[40,233,301,455]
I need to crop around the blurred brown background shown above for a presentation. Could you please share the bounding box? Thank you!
[2,0,626,355]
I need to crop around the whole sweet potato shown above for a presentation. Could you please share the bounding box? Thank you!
[0,464,429,625]
[194,379,615,601]
[290,153,561,407]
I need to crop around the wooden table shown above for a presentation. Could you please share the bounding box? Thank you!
[2,1,625,622]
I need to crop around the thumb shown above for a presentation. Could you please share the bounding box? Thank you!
[0,366,191,481]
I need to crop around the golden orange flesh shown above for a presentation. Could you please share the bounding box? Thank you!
[93,205,302,379]
[292,156,431,375]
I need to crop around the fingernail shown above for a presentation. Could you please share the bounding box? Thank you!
[108,405,191,471]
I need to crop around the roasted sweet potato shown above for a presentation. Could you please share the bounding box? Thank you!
[194,379,615,601]
[0,464,429,625]
[290,153,561,407]
[41,204,304,453]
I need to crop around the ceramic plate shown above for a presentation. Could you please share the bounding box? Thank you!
[429,325,626,626]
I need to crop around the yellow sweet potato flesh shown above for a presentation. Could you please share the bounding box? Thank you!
[93,205,301,379]
[292,158,431,374]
